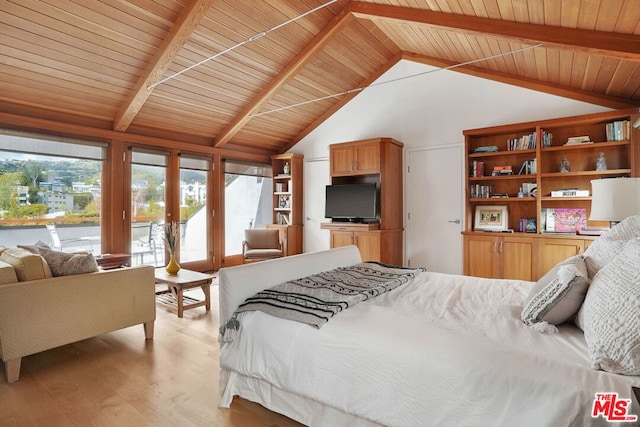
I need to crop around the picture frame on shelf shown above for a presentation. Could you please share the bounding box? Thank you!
[474,205,509,231]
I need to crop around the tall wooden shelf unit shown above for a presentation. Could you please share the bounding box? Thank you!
[268,153,303,256]
[321,137,404,265]
[463,108,639,281]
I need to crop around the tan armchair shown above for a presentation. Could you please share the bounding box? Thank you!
[242,229,284,262]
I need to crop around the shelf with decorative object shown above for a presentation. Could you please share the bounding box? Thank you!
[463,108,639,281]
[271,153,303,256]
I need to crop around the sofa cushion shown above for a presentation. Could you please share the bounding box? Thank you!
[0,260,18,285]
[0,248,52,281]
[36,247,99,276]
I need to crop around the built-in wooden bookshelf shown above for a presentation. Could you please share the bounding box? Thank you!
[268,153,303,256]
[463,108,639,281]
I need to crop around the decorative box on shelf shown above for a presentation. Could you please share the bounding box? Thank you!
[95,253,131,270]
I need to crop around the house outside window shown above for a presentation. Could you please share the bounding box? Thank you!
[0,130,105,252]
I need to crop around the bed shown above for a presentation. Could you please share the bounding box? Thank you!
[218,221,640,427]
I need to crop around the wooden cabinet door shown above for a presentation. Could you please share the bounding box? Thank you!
[501,237,536,281]
[464,235,499,278]
[537,238,584,278]
[330,145,355,176]
[330,231,355,248]
[464,234,535,280]
[354,231,381,262]
[353,142,380,174]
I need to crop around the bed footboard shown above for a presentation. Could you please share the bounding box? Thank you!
[218,245,362,324]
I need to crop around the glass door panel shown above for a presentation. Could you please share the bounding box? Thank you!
[130,149,167,266]
[179,155,210,263]
[224,160,273,257]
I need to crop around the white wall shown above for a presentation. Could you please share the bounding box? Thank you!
[293,59,612,259]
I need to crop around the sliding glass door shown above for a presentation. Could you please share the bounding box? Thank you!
[179,154,211,264]
[224,160,272,259]
[130,148,167,267]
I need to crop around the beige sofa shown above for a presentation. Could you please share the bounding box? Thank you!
[0,249,156,383]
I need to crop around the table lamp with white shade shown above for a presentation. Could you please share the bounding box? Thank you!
[590,177,640,227]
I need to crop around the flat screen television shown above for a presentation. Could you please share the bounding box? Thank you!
[325,183,378,222]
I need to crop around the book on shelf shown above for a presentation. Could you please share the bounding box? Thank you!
[540,129,553,147]
[508,132,536,151]
[519,218,537,233]
[473,146,499,153]
[275,212,290,225]
[550,189,590,197]
[491,166,512,176]
[275,181,289,192]
[469,160,484,177]
[606,120,631,142]
[517,158,536,175]
[470,184,493,198]
[564,136,592,146]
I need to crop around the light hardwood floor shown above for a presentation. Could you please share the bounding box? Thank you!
[0,284,303,426]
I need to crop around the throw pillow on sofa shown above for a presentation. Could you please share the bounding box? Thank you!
[0,247,52,281]
[18,240,51,254]
[36,247,99,276]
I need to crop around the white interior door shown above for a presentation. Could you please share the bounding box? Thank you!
[406,145,463,274]
[304,158,331,253]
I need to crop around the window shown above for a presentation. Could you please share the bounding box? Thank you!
[179,154,210,263]
[0,130,105,252]
[130,147,168,266]
[224,160,272,256]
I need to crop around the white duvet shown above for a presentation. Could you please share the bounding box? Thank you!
[220,271,640,427]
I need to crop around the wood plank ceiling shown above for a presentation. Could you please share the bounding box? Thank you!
[1,0,639,157]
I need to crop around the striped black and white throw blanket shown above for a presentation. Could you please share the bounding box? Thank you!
[220,262,425,343]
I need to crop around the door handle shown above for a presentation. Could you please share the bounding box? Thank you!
[448,219,461,224]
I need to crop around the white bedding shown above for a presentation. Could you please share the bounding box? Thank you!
[220,270,640,427]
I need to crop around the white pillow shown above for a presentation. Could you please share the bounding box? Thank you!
[579,238,640,375]
[521,255,589,331]
[583,215,640,278]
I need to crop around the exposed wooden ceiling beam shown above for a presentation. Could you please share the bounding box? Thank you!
[213,9,355,148]
[347,1,640,62]
[402,52,639,110]
[112,0,216,132]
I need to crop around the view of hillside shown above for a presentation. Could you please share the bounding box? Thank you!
[0,157,101,220]
[0,156,207,222]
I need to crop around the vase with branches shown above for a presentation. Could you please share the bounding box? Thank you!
[163,221,180,274]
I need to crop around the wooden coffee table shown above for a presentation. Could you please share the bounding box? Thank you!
[154,268,214,318]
